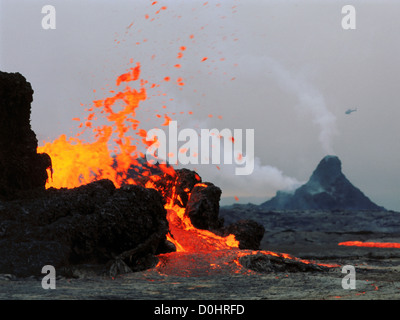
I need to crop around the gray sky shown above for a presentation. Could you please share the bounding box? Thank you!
[1,0,399,211]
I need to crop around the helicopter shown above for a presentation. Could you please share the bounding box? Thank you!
[345,108,357,115]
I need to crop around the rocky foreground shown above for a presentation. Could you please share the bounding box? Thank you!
[0,252,399,300]
[1,207,400,300]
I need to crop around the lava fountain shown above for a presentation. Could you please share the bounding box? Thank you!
[37,63,243,272]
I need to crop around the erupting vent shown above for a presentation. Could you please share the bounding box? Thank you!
[36,63,336,275]
[36,65,244,272]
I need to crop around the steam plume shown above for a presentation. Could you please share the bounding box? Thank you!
[266,57,338,154]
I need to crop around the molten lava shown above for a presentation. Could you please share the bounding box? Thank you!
[339,241,400,249]
[145,178,239,253]
[38,64,148,189]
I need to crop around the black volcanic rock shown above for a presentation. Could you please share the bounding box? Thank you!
[0,180,169,277]
[217,219,265,250]
[186,182,224,230]
[135,168,202,208]
[239,253,328,273]
[261,155,385,211]
[0,71,52,200]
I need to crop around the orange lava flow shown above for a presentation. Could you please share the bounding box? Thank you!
[339,241,400,248]
[145,179,239,253]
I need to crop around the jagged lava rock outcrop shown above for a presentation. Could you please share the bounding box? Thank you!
[0,71,52,199]
[0,180,170,277]
[261,155,385,211]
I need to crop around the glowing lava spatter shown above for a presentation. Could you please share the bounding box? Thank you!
[38,63,149,189]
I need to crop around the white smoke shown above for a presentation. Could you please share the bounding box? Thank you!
[170,123,302,200]
[265,56,338,155]
[191,156,302,200]
[177,55,338,201]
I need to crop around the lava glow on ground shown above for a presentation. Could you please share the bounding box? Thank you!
[338,241,400,249]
